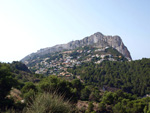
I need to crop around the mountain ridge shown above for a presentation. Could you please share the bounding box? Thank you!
[21,32,132,62]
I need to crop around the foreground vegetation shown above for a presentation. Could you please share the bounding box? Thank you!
[25,92,74,113]
[1,58,150,112]
[0,62,77,112]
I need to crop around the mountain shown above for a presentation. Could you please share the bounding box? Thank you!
[21,32,132,63]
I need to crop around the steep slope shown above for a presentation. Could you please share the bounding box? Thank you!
[21,32,132,63]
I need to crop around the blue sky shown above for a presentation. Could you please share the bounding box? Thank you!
[0,0,150,62]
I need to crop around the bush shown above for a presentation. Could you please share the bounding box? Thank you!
[21,82,38,103]
[86,102,94,113]
[98,102,106,112]
[80,87,91,100]
[24,92,75,113]
[39,76,78,103]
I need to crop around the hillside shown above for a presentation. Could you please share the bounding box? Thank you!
[68,58,150,97]
[22,45,127,76]
[10,61,43,82]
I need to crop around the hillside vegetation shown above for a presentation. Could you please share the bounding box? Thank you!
[10,61,44,82]
[68,58,150,96]
[1,58,150,112]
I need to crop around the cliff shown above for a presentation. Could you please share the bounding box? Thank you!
[21,32,132,62]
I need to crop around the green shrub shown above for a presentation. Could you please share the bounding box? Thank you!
[98,102,106,112]
[86,102,94,113]
[24,92,75,113]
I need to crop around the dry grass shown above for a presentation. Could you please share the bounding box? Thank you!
[10,88,23,102]
[24,92,74,113]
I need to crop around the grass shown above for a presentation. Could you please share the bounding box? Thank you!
[2,92,76,113]
[24,92,75,113]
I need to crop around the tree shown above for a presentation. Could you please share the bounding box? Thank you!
[98,102,106,112]
[86,102,94,113]
[39,75,60,92]
[80,87,91,100]
[102,92,114,105]
[71,79,83,91]
[39,75,78,102]
[21,82,37,94]
[21,82,37,103]
[89,90,100,102]
[71,79,83,98]
[0,63,18,109]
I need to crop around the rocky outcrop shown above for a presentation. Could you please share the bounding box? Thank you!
[21,32,132,62]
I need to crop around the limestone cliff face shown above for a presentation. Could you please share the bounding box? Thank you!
[21,32,132,62]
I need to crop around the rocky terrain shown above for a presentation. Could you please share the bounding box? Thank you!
[21,32,132,62]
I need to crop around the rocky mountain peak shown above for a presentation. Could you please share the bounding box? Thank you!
[21,32,132,62]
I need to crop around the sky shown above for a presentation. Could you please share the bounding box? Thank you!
[0,0,150,62]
